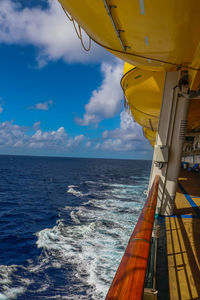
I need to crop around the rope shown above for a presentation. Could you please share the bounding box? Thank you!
[61,3,200,72]
[61,5,91,52]
[123,94,129,112]
[78,24,91,52]
[61,6,73,21]
[72,19,82,40]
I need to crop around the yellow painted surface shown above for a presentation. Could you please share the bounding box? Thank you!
[143,128,156,147]
[122,64,200,146]
[121,66,165,131]
[166,170,200,300]
[188,41,200,90]
[58,0,200,146]
[59,0,200,71]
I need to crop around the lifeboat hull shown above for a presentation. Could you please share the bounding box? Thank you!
[59,0,200,72]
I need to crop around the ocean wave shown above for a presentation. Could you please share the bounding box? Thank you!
[0,265,32,300]
[67,185,85,197]
[35,220,118,299]
[34,182,146,300]
[0,157,150,299]
[0,181,147,299]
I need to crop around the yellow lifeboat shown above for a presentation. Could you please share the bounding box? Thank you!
[122,63,200,146]
[143,128,156,147]
[59,0,200,87]
[121,64,165,132]
[59,0,200,144]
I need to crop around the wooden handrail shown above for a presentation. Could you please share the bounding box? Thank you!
[105,175,160,300]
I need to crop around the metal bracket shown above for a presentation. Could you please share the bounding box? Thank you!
[152,225,160,239]
[143,288,158,300]
[109,5,116,9]
[154,161,163,169]
[154,145,168,169]
[179,90,200,99]
[103,0,130,51]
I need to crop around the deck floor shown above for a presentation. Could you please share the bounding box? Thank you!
[166,170,200,300]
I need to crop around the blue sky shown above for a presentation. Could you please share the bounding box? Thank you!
[0,0,153,159]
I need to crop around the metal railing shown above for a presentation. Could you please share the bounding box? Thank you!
[105,175,160,300]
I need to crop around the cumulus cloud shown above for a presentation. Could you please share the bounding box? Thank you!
[0,0,111,66]
[85,141,91,148]
[76,59,124,126]
[66,134,85,148]
[33,121,41,130]
[29,126,67,149]
[0,117,152,157]
[0,121,86,152]
[29,100,53,111]
[100,111,152,152]
[0,121,28,147]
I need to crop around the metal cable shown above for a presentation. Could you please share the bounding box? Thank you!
[90,36,200,72]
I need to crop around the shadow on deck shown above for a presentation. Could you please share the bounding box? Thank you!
[157,170,200,300]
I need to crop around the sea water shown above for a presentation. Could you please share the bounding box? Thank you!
[0,155,151,299]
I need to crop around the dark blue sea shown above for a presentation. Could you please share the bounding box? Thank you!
[0,155,151,300]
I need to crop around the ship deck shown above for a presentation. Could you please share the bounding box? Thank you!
[157,169,200,300]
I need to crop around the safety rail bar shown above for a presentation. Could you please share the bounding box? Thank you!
[102,0,127,51]
[105,175,160,300]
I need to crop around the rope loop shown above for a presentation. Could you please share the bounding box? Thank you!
[61,6,73,21]
[72,19,81,40]
[78,24,91,52]
[61,4,91,52]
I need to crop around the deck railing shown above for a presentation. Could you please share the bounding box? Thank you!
[105,175,160,300]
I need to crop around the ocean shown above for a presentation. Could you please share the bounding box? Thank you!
[0,155,151,300]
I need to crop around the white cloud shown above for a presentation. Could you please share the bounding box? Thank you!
[100,111,152,152]
[0,118,152,157]
[29,126,68,149]
[33,121,41,130]
[66,134,85,148]
[0,121,86,152]
[74,134,85,143]
[0,106,3,113]
[0,121,27,147]
[76,59,124,126]
[94,143,100,150]
[0,0,111,66]
[0,1,152,158]
[85,141,91,148]
[29,100,53,111]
